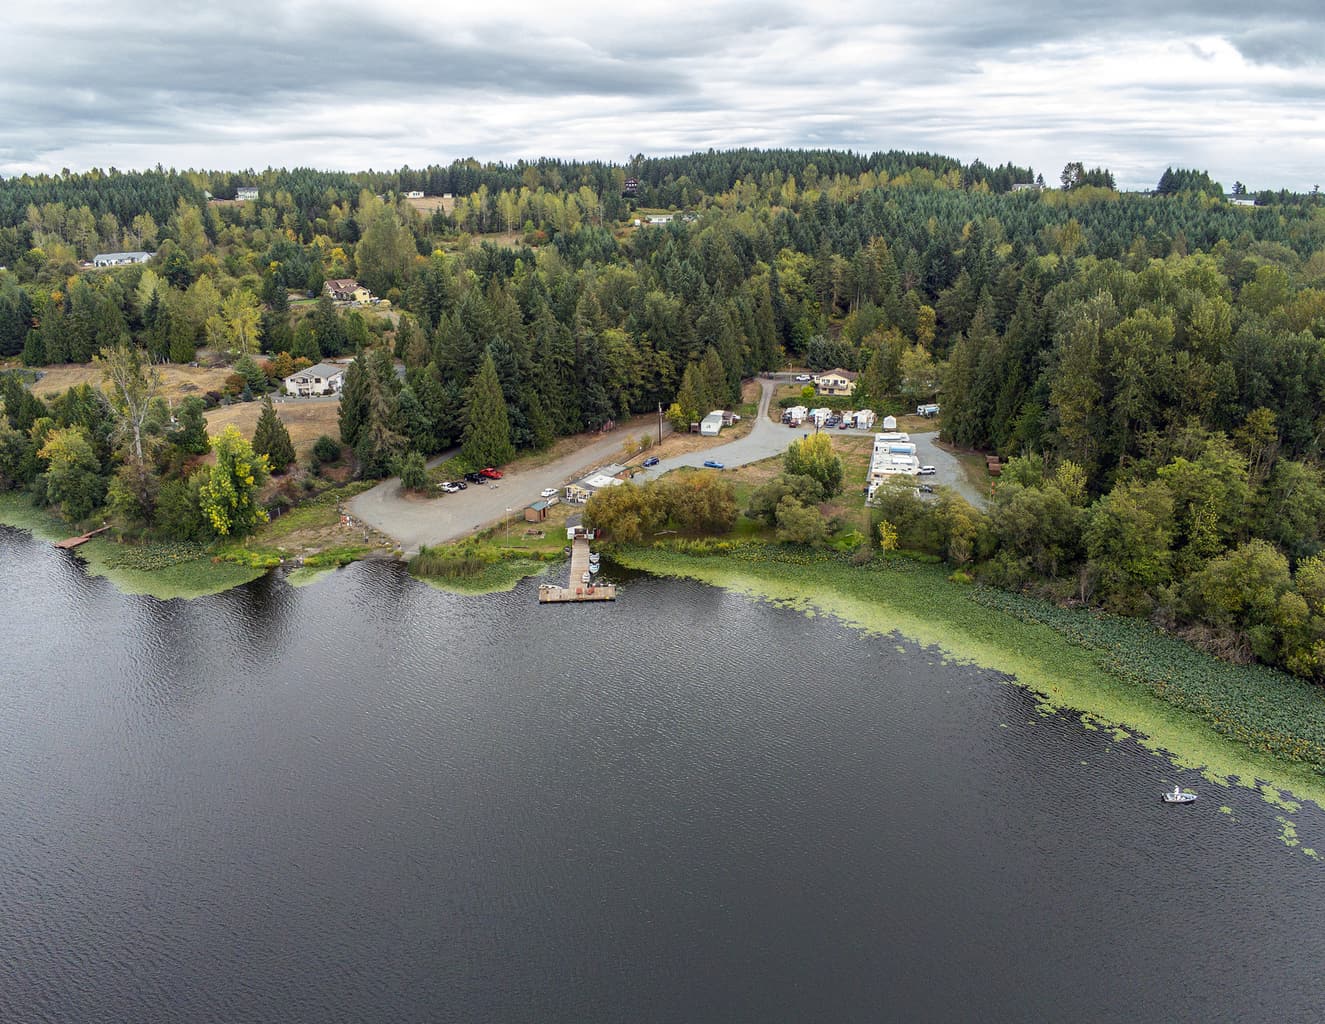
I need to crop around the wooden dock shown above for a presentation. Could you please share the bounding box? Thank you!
[53,526,110,550]
[539,537,616,603]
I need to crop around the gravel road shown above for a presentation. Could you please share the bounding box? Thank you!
[349,377,984,554]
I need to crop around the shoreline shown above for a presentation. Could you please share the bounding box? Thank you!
[613,544,1325,827]
[7,495,1325,831]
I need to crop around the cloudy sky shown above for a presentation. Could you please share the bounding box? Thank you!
[3,0,1323,191]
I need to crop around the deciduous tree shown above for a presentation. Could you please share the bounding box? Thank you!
[198,425,269,537]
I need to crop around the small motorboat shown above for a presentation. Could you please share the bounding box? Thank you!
[1162,786,1197,804]
[588,562,599,575]
[588,551,600,563]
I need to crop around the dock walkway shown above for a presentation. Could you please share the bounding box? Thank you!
[54,526,110,550]
[539,537,616,603]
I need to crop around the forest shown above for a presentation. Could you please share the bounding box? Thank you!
[2,148,1325,680]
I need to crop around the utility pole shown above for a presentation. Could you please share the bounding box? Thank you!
[657,402,663,445]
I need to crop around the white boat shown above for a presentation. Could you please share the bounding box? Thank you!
[1162,786,1197,804]
[588,562,599,574]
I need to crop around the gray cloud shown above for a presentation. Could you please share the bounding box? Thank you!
[0,0,1322,190]
[1229,23,1325,67]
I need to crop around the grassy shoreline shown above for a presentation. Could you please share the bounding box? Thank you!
[614,543,1325,822]
[0,494,268,598]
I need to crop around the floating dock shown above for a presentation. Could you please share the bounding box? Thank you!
[53,526,110,550]
[539,537,616,603]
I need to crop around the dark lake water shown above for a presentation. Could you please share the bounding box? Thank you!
[2,525,1324,1023]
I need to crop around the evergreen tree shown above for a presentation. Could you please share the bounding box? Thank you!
[338,355,369,446]
[252,396,296,473]
[291,318,320,363]
[171,395,210,455]
[353,370,407,479]
[461,349,515,468]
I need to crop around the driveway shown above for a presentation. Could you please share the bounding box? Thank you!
[634,377,793,480]
[349,428,666,556]
[910,432,989,509]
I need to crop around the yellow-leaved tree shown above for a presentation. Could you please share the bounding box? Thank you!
[198,425,269,537]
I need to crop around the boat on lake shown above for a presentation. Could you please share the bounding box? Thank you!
[1162,786,1197,804]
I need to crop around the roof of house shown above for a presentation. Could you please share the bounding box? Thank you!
[527,500,549,511]
[821,368,859,380]
[94,251,152,261]
[324,278,362,291]
[286,361,345,380]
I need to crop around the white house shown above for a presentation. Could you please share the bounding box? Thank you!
[699,410,724,436]
[236,186,259,202]
[404,190,424,199]
[815,368,858,396]
[283,362,345,397]
[93,251,153,267]
[566,469,626,504]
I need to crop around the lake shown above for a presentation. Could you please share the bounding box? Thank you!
[2,525,1323,1023]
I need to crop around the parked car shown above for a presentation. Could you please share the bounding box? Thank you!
[703,459,724,469]
[540,487,559,498]
[479,467,503,479]
[824,417,839,428]
[838,420,850,429]
[463,471,484,483]
[453,480,467,489]
[794,373,812,382]
[915,484,935,495]
[918,465,936,475]
[642,456,660,467]
[439,481,459,493]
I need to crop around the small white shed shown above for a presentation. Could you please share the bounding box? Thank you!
[882,414,897,430]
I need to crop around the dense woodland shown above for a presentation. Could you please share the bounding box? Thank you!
[3,149,1325,680]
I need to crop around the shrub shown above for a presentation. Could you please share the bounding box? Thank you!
[313,435,342,463]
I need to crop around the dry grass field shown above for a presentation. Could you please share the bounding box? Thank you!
[405,195,456,216]
[204,399,341,457]
[29,363,234,404]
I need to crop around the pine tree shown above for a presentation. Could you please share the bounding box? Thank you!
[252,396,296,473]
[461,349,515,468]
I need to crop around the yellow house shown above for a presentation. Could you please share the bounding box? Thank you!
[815,368,859,396]
[324,278,373,303]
